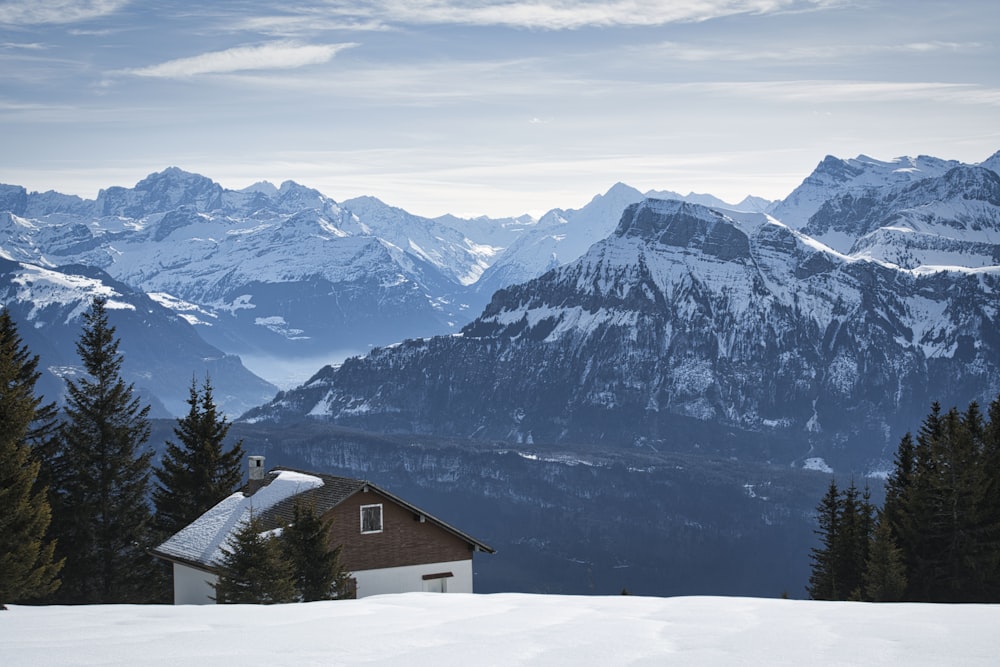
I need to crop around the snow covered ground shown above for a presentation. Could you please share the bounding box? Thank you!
[4,593,999,665]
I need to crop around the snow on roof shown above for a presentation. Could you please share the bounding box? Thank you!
[153,470,323,568]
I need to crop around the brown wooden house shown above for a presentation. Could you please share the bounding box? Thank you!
[151,460,494,604]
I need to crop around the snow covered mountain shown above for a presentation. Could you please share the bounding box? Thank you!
[0,169,770,394]
[803,164,1000,268]
[0,170,476,363]
[472,184,775,302]
[245,175,1000,471]
[0,255,275,416]
[472,183,646,299]
[4,150,998,432]
[767,153,966,229]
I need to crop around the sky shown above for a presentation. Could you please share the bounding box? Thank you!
[1,1,998,218]
[6,593,1000,665]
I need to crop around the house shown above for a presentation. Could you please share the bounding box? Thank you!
[151,457,495,604]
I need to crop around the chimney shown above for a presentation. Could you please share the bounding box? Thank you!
[247,455,265,496]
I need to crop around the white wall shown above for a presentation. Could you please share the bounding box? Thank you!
[353,559,474,598]
[173,563,218,605]
[172,558,475,604]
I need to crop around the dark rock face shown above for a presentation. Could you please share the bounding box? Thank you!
[804,166,1000,242]
[96,167,224,218]
[0,185,28,216]
[246,198,1000,472]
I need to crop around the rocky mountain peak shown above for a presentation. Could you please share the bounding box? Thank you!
[615,199,748,261]
[806,155,865,186]
[0,184,28,216]
[935,165,1000,204]
[96,167,224,217]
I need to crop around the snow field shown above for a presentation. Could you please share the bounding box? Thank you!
[4,593,1000,666]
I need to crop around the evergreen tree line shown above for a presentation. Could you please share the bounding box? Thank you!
[0,298,347,607]
[808,396,1000,602]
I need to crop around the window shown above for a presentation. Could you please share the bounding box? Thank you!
[360,504,383,534]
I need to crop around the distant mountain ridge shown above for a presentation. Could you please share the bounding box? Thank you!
[243,151,1000,472]
[0,255,275,416]
[3,149,998,425]
[0,166,776,398]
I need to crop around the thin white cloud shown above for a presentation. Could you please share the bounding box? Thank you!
[0,42,48,50]
[121,41,357,78]
[294,0,835,30]
[687,80,1000,106]
[0,0,128,25]
[230,14,389,37]
[650,40,986,62]
[380,0,823,29]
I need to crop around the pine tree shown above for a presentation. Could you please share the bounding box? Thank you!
[937,405,981,600]
[813,397,1000,602]
[214,513,295,604]
[864,514,907,602]
[808,478,877,601]
[882,431,915,545]
[48,297,156,603]
[836,480,873,600]
[976,395,1000,599]
[807,479,841,600]
[153,376,244,537]
[900,405,949,600]
[899,404,983,601]
[0,310,63,607]
[281,501,351,601]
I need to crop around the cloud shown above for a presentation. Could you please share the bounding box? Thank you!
[0,0,128,25]
[649,40,986,63]
[121,41,357,78]
[370,0,827,29]
[1,42,48,50]
[687,80,1000,107]
[255,0,834,31]
[229,14,389,37]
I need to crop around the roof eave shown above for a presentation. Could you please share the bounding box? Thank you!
[360,481,497,555]
[148,548,218,574]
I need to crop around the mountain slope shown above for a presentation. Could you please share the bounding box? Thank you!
[0,169,495,363]
[769,154,964,229]
[473,183,646,299]
[803,165,1000,267]
[244,199,1000,471]
[0,256,276,416]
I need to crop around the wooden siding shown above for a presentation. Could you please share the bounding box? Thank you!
[324,490,473,572]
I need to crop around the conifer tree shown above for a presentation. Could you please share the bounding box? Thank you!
[48,297,156,603]
[0,310,63,607]
[898,406,947,600]
[836,480,873,600]
[281,501,351,601]
[807,480,841,600]
[976,395,1000,599]
[154,376,244,537]
[882,431,915,546]
[936,406,981,600]
[813,396,1000,603]
[808,479,876,601]
[214,513,295,604]
[864,515,907,602]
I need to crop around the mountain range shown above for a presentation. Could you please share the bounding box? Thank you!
[244,152,1000,473]
[0,167,768,413]
[2,150,999,468]
[5,150,1000,596]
